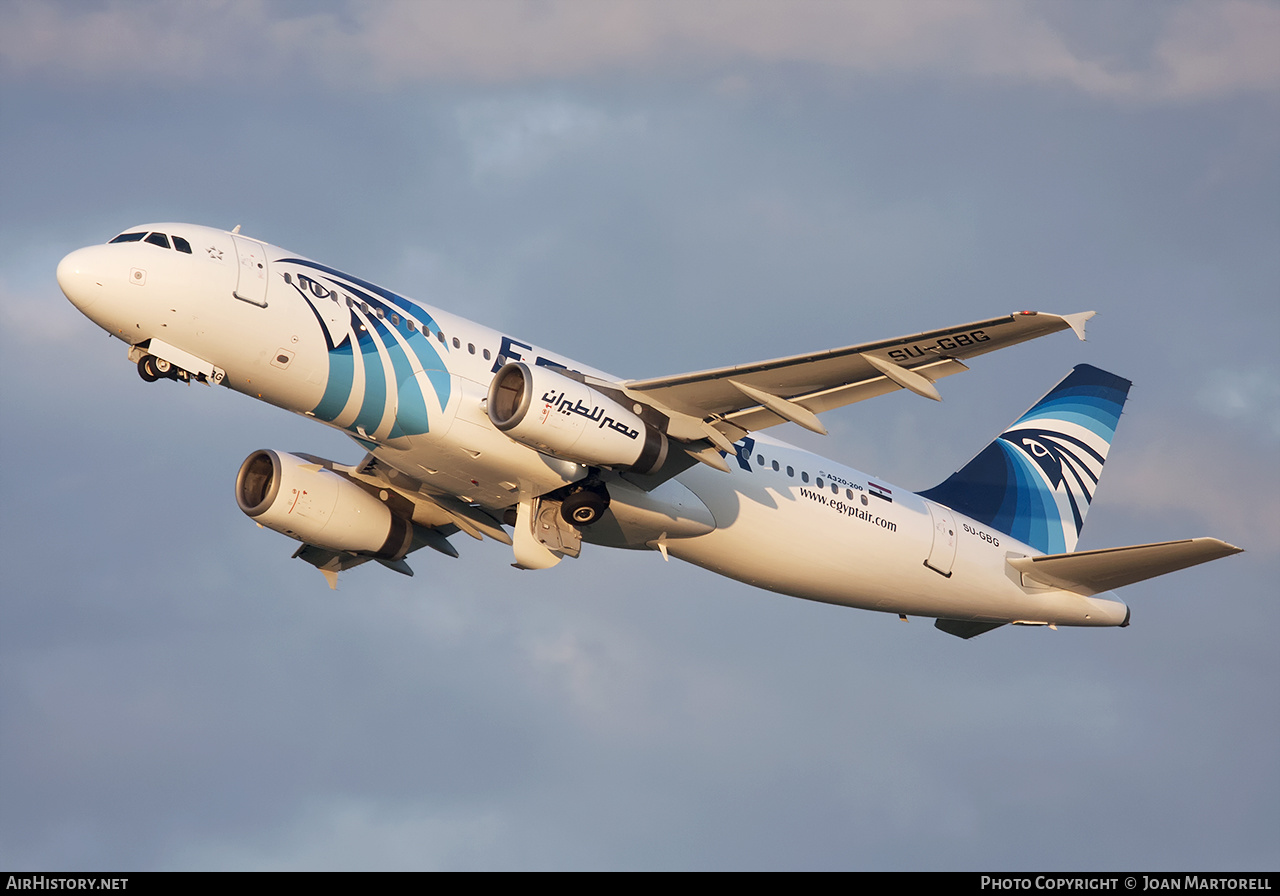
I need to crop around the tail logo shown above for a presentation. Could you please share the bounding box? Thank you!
[920,365,1131,555]
[1003,424,1107,544]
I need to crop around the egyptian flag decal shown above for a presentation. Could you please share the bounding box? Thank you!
[868,481,892,502]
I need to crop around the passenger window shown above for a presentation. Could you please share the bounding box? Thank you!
[452,337,460,349]
[390,313,400,326]
[831,483,838,495]
[786,466,793,478]
[407,319,417,333]
[109,232,146,243]
[756,455,764,466]
[846,489,854,500]
[771,460,779,472]
[483,348,491,360]
[172,236,192,254]
[468,343,475,354]
[816,477,824,488]
[145,232,170,249]
[437,330,445,344]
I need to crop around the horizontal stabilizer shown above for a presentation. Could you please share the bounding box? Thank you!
[1008,538,1243,595]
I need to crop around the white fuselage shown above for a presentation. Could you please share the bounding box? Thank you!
[57,223,1129,628]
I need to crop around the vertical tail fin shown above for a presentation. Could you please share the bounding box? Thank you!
[919,364,1132,554]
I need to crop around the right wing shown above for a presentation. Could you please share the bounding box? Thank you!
[618,311,1094,451]
[287,452,512,587]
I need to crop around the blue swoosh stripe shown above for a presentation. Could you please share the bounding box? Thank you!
[351,325,386,435]
[368,317,430,439]
[281,257,459,438]
[313,340,354,422]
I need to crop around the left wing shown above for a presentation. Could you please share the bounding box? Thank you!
[619,311,1093,453]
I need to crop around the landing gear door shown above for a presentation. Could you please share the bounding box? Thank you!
[924,500,958,577]
[231,234,269,307]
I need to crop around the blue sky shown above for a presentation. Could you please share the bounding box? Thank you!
[1,1,1277,870]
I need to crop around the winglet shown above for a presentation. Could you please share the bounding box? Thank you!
[1059,311,1095,342]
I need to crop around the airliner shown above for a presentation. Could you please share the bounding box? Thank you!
[56,223,1241,638]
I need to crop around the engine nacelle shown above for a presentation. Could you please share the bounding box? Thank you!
[235,450,413,559]
[487,362,668,475]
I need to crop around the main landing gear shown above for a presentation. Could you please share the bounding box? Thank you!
[559,484,611,527]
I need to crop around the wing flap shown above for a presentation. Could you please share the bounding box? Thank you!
[723,356,971,432]
[348,452,513,545]
[1007,538,1243,595]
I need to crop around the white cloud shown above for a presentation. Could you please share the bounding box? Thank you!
[1197,367,1280,439]
[4,1,1278,102]
[1101,421,1280,552]
[456,98,642,181]
[164,798,506,870]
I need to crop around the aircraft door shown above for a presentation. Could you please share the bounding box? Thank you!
[231,234,269,307]
[924,500,958,577]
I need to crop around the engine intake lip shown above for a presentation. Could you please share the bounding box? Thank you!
[487,361,533,431]
[236,449,282,517]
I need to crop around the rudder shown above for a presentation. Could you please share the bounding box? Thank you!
[919,364,1132,554]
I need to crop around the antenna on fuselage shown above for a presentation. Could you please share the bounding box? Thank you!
[231,224,241,234]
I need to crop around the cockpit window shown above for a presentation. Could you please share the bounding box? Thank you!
[109,230,193,253]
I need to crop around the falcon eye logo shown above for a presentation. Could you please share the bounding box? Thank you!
[1003,425,1105,533]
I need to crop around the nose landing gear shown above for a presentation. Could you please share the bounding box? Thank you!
[136,353,193,383]
[137,353,176,382]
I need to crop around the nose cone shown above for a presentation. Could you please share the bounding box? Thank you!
[57,246,103,312]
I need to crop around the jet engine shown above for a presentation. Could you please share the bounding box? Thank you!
[487,362,668,475]
[235,449,413,559]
